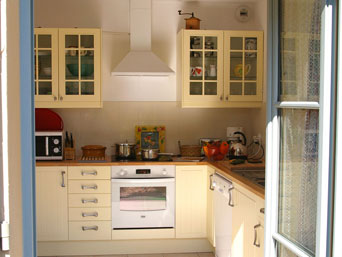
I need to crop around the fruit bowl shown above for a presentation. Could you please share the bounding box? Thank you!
[203,141,229,161]
[67,64,94,77]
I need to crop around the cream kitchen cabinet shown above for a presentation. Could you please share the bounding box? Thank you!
[34,28,102,108]
[177,29,263,108]
[231,182,264,257]
[175,165,207,238]
[36,166,68,241]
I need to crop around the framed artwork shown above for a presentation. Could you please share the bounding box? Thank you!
[135,125,166,152]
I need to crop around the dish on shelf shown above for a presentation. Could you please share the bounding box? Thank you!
[67,63,94,76]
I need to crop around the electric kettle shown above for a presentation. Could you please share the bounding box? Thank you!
[228,131,247,159]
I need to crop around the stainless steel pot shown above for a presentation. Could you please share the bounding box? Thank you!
[115,143,136,159]
[141,149,173,161]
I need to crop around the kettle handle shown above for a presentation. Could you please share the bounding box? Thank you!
[233,132,247,145]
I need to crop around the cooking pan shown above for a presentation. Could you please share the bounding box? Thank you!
[141,149,173,161]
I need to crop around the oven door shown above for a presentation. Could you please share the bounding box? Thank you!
[111,178,175,229]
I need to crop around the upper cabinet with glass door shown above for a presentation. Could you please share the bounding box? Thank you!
[35,28,102,108]
[34,28,59,103]
[178,29,263,108]
[224,31,263,103]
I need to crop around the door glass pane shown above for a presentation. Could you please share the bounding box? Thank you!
[231,37,243,50]
[245,82,257,95]
[190,52,203,80]
[279,0,323,102]
[66,82,79,95]
[205,37,217,50]
[190,82,202,95]
[190,36,202,49]
[205,51,217,80]
[245,53,257,81]
[204,82,217,95]
[66,50,79,80]
[38,35,51,48]
[119,187,166,211]
[81,82,94,95]
[81,35,94,48]
[65,35,78,48]
[81,54,94,80]
[230,52,243,79]
[245,37,257,50]
[230,82,242,95]
[277,244,299,257]
[38,50,52,79]
[279,109,319,255]
[38,82,52,95]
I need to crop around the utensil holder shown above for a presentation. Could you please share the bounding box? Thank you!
[64,140,76,160]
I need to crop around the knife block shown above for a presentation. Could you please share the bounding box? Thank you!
[64,140,76,160]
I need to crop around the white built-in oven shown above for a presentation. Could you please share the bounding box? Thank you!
[111,165,175,229]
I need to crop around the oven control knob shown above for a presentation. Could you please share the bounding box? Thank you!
[53,147,60,153]
[162,170,168,176]
[53,139,60,145]
[119,170,127,176]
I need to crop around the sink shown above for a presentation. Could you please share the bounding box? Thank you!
[230,168,265,188]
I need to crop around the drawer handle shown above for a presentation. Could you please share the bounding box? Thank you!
[82,198,98,204]
[253,223,261,247]
[82,212,98,217]
[81,185,98,190]
[61,171,66,187]
[82,226,98,231]
[81,171,98,176]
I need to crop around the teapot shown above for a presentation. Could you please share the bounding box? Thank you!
[228,131,247,159]
[233,64,251,77]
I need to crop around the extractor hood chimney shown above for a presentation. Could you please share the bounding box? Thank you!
[111,0,174,76]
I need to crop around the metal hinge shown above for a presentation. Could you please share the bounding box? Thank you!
[0,222,10,251]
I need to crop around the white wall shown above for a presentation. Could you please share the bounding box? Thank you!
[34,0,267,153]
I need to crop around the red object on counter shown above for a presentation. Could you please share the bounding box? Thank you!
[35,108,64,131]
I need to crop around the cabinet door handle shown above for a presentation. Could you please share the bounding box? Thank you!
[59,96,63,101]
[260,208,265,214]
[209,174,214,191]
[228,186,234,207]
[53,95,57,101]
[82,212,98,217]
[82,198,98,204]
[225,96,228,101]
[81,184,98,190]
[61,171,66,187]
[82,226,98,231]
[220,95,223,101]
[81,171,98,176]
[253,223,261,247]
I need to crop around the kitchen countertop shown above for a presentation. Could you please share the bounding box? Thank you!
[36,157,265,199]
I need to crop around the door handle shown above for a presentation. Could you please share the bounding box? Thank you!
[61,171,66,187]
[82,226,98,231]
[82,198,98,204]
[81,184,98,190]
[253,223,261,247]
[228,186,234,207]
[209,174,214,191]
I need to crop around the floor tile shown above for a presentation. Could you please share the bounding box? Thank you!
[163,254,199,257]
[198,253,215,257]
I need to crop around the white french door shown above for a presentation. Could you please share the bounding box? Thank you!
[265,0,336,256]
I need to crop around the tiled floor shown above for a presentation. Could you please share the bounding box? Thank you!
[43,253,214,257]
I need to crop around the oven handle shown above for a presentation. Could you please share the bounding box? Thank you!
[111,178,175,184]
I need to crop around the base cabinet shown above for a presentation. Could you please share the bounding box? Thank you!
[175,166,207,238]
[36,166,68,241]
[207,165,215,246]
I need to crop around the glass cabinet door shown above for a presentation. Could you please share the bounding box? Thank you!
[185,31,223,102]
[34,28,58,102]
[59,29,101,102]
[225,31,263,102]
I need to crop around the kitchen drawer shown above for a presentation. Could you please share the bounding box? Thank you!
[69,194,111,207]
[69,221,111,240]
[69,207,111,221]
[68,180,111,194]
[68,166,110,180]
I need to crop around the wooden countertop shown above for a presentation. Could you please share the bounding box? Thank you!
[36,157,265,199]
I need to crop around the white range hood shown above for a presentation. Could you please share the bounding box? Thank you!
[112,0,174,76]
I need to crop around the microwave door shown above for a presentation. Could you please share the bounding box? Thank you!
[36,136,47,157]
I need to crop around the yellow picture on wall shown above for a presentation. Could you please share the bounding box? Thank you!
[135,125,166,153]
